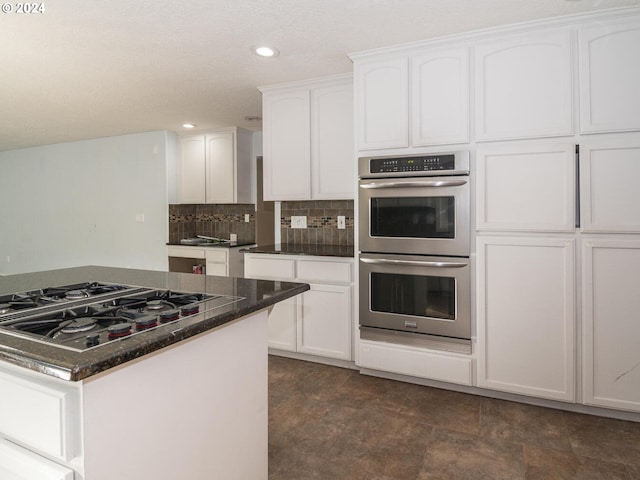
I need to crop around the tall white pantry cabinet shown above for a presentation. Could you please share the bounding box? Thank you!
[352,7,640,414]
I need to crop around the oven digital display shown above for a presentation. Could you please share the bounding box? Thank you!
[370,154,455,174]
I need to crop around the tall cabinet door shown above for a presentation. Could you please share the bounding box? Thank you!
[475,30,573,141]
[354,57,409,150]
[411,47,469,146]
[179,135,206,204]
[579,16,640,134]
[311,79,354,199]
[263,90,311,200]
[582,239,640,412]
[477,236,576,401]
[205,131,235,204]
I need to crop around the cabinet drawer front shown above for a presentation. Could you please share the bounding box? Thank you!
[358,340,472,386]
[297,259,353,284]
[167,246,205,259]
[0,371,77,461]
[0,438,74,480]
[244,256,296,280]
[204,249,228,263]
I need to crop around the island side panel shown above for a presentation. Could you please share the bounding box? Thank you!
[81,310,269,480]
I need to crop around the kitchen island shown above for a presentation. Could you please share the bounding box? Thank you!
[0,266,309,480]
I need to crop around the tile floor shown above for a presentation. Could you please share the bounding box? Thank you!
[268,355,640,480]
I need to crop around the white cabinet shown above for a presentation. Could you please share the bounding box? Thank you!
[168,245,247,277]
[476,236,576,402]
[476,143,575,232]
[178,127,253,204]
[580,139,640,233]
[475,30,573,141]
[354,57,409,150]
[260,74,354,201]
[582,239,640,413]
[0,438,74,480]
[579,16,640,134]
[353,47,469,151]
[244,254,354,361]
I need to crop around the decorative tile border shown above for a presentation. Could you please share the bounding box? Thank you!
[280,200,354,247]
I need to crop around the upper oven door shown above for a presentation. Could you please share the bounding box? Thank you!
[359,175,470,256]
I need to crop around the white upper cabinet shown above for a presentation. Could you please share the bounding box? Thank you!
[311,81,355,199]
[179,136,207,204]
[411,47,469,146]
[475,30,573,141]
[476,143,575,232]
[261,74,354,201]
[353,47,469,151]
[178,128,253,204]
[262,89,311,201]
[355,57,409,150]
[580,138,640,233]
[579,16,640,134]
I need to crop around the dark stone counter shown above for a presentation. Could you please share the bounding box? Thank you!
[242,243,355,258]
[0,266,309,381]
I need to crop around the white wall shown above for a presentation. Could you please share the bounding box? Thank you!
[0,131,176,274]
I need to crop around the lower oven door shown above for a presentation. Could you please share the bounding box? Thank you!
[359,252,471,341]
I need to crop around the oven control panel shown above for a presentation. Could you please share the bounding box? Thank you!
[369,154,455,174]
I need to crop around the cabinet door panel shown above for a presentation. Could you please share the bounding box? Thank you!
[477,237,575,401]
[580,140,640,233]
[579,16,640,134]
[263,90,311,200]
[298,284,351,360]
[311,81,354,199]
[476,144,575,232]
[412,48,469,146]
[0,438,74,480]
[206,132,235,203]
[355,57,409,150]
[475,31,573,141]
[583,239,640,412]
[268,297,298,351]
[179,136,206,204]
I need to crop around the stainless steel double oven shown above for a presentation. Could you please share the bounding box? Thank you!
[358,152,471,353]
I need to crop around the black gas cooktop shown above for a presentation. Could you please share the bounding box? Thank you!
[0,282,243,352]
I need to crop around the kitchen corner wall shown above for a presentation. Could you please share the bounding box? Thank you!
[169,204,256,244]
[280,200,354,246]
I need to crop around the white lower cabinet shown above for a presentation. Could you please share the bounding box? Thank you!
[244,253,354,361]
[582,238,640,412]
[476,236,576,402]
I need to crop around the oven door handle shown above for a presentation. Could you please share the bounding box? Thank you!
[360,179,468,189]
[360,257,468,268]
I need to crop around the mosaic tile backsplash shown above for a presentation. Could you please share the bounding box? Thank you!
[281,200,354,246]
[169,204,256,244]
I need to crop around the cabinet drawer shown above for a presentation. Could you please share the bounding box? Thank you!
[0,371,77,461]
[205,249,228,263]
[244,256,296,280]
[0,438,74,480]
[167,246,205,259]
[297,259,352,284]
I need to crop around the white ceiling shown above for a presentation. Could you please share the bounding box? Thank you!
[1,0,638,152]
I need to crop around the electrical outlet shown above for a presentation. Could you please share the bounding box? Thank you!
[244,214,250,223]
[337,215,346,229]
[230,233,238,242]
[135,214,145,223]
[291,216,307,229]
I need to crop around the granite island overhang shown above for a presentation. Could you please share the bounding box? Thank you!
[0,265,309,381]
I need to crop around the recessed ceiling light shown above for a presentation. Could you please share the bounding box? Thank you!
[253,46,279,58]
[182,123,197,129]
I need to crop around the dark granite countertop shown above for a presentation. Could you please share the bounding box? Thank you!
[166,241,255,248]
[0,266,308,382]
[241,244,355,258]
